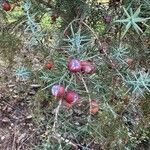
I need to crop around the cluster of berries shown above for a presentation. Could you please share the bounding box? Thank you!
[51,84,99,114]
[45,58,95,74]
[45,58,98,114]
[51,84,79,104]
[46,58,95,103]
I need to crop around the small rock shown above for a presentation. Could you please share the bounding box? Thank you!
[20,102,25,106]
[26,115,32,119]
[16,133,26,144]
[9,89,13,92]
[8,126,12,130]
[14,90,18,94]
[2,105,7,111]
[12,95,20,99]
[1,136,5,141]
[2,117,10,123]
[12,115,19,120]
[7,107,13,112]
[28,90,36,96]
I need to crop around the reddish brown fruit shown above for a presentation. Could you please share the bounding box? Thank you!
[65,90,80,104]
[99,42,108,54]
[45,62,54,70]
[126,58,134,66]
[103,16,112,23]
[51,16,57,22]
[122,96,129,104]
[51,13,58,22]
[68,58,82,73]
[89,100,99,114]
[51,84,65,98]
[81,60,95,74]
[2,1,11,11]
[107,62,115,69]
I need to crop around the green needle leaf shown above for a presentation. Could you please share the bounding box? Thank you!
[122,22,131,38]
[133,22,143,34]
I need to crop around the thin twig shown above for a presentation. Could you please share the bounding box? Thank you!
[52,99,62,133]
[53,133,78,149]
[12,125,17,150]
[80,74,92,120]
[51,98,79,149]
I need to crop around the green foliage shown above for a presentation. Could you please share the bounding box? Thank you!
[125,70,150,96]
[15,66,30,80]
[63,25,91,53]
[115,6,150,37]
[111,44,129,64]
[23,0,46,47]
[38,20,150,149]
[0,31,21,62]
[6,6,23,22]
[54,0,89,27]
[40,13,52,28]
